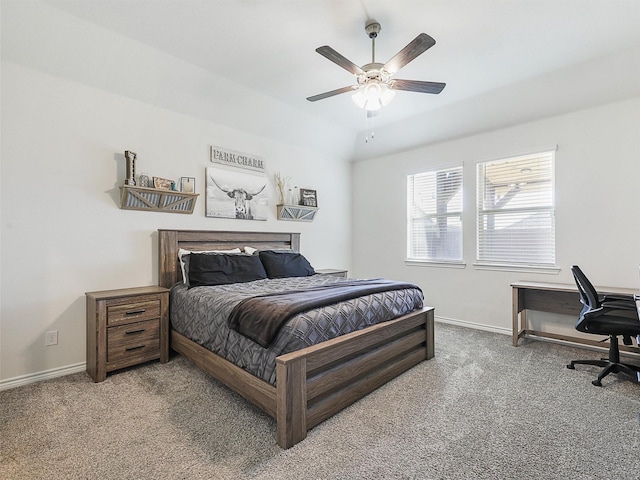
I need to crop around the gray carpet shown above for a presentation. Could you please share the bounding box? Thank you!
[1,323,639,480]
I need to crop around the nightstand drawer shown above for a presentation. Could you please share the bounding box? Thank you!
[107,300,160,326]
[107,319,160,366]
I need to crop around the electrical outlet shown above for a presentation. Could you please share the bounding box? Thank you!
[45,330,58,346]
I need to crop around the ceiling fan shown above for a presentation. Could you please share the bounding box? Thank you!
[307,21,446,111]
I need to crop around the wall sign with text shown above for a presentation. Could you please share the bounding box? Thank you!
[210,146,265,172]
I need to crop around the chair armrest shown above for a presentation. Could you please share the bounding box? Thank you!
[583,307,606,320]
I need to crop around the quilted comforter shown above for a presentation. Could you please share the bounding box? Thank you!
[170,274,424,385]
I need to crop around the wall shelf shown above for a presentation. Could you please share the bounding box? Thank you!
[120,185,198,214]
[276,204,318,222]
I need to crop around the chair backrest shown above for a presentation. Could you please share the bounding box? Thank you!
[571,265,600,310]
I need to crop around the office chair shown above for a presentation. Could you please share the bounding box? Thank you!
[566,265,640,386]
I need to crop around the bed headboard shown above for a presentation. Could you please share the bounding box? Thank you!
[158,229,301,288]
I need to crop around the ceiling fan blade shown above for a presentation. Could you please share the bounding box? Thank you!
[383,33,436,74]
[307,85,357,102]
[390,79,446,94]
[316,46,364,76]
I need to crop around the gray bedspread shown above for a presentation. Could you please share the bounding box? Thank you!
[170,274,424,385]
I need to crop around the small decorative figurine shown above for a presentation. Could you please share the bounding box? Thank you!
[138,172,150,188]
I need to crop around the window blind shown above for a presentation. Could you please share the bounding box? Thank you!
[476,151,555,266]
[407,166,463,262]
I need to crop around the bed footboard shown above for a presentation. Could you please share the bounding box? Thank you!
[275,306,434,448]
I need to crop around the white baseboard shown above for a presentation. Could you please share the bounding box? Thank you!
[0,317,509,391]
[435,315,511,336]
[0,362,87,391]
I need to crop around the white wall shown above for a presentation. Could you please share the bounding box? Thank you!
[2,1,638,384]
[0,60,351,382]
[352,98,640,333]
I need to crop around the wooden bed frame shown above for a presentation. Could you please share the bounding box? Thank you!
[158,229,435,448]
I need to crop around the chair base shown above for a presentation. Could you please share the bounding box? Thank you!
[567,359,640,386]
[566,334,640,386]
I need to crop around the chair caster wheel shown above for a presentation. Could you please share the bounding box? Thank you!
[592,379,602,387]
[566,364,575,369]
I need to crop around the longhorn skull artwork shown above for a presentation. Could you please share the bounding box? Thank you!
[206,167,267,220]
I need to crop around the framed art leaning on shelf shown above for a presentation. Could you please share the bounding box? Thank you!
[299,188,317,207]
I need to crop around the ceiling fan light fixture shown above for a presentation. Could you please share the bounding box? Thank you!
[351,81,395,111]
[308,22,445,118]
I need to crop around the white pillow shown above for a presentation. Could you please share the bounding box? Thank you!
[244,246,258,255]
[178,247,241,284]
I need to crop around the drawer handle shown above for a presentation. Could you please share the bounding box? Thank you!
[125,329,145,335]
[125,309,146,315]
[125,345,145,352]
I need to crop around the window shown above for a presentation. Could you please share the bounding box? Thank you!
[407,165,463,262]
[476,151,555,266]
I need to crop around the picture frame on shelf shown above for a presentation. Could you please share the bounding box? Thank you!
[153,177,173,190]
[180,177,196,193]
[299,188,317,207]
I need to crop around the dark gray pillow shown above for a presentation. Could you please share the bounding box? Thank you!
[188,253,267,288]
[258,250,315,279]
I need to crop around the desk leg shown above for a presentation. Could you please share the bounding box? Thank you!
[512,286,523,346]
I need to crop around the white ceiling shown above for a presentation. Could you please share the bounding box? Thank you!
[18,1,640,159]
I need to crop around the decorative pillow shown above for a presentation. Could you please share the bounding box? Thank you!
[258,250,315,279]
[244,246,258,255]
[178,248,241,284]
[188,252,267,288]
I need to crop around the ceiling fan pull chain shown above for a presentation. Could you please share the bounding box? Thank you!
[365,111,370,143]
[365,110,376,143]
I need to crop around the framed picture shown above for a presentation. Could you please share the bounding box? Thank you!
[299,188,317,207]
[180,177,196,193]
[205,167,268,220]
[153,177,173,190]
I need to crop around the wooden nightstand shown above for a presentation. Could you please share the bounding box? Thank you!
[315,268,348,278]
[86,286,169,382]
